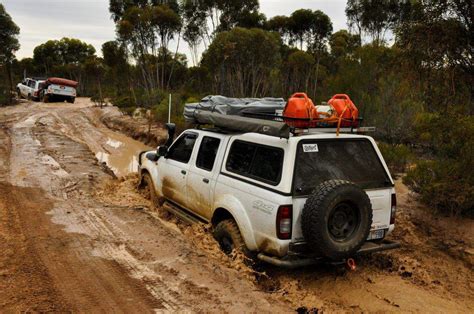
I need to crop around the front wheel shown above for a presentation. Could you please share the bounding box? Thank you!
[141,173,159,208]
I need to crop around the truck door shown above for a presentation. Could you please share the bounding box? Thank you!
[158,132,198,207]
[20,80,29,97]
[27,80,36,97]
[187,136,222,219]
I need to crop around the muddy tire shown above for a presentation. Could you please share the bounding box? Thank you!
[67,97,75,104]
[17,89,21,99]
[213,219,251,257]
[43,94,49,103]
[27,94,32,101]
[142,173,159,208]
[301,180,372,261]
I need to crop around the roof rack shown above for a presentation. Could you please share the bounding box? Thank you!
[192,110,376,138]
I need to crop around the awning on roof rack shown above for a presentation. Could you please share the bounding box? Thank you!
[193,110,290,139]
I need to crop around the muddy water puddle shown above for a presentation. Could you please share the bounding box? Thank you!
[95,132,151,177]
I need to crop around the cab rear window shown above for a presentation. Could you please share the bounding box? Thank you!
[226,140,284,186]
[293,139,391,196]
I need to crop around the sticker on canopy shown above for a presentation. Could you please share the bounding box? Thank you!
[303,144,319,152]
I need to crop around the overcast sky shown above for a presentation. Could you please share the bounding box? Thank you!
[3,0,348,61]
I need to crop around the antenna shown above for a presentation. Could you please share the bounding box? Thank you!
[168,93,172,124]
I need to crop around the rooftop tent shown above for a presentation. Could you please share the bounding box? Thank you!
[184,95,289,138]
[184,95,286,123]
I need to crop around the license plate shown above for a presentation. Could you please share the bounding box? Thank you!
[367,229,385,240]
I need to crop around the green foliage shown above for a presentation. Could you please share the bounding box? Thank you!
[346,0,400,45]
[33,38,95,74]
[201,27,281,97]
[329,30,360,58]
[404,113,474,216]
[378,143,412,174]
[0,4,20,63]
[0,4,20,105]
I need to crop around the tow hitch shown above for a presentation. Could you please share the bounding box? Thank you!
[346,258,356,271]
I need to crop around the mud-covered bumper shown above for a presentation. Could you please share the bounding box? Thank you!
[257,240,400,269]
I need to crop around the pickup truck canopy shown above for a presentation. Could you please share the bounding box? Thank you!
[46,77,79,88]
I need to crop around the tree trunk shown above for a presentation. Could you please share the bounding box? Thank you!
[6,61,13,105]
[167,32,181,90]
[314,55,321,93]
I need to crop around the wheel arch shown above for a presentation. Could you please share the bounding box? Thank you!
[212,197,258,251]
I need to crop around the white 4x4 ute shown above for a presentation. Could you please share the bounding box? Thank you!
[138,123,399,267]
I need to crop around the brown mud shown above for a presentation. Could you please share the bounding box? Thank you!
[0,98,287,312]
[100,106,167,148]
[0,98,472,312]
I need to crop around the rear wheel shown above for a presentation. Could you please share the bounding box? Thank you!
[67,97,75,104]
[27,93,32,101]
[213,219,250,257]
[43,94,49,103]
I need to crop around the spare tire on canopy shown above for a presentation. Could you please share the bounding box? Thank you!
[301,180,373,260]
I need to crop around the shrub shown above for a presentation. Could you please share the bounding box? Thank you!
[378,142,412,174]
[404,160,474,216]
[404,112,474,216]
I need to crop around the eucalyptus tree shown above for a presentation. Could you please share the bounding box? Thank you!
[201,27,281,97]
[266,15,291,45]
[115,3,181,91]
[0,4,20,104]
[346,0,400,45]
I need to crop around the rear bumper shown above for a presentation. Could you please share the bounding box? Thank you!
[257,240,400,269]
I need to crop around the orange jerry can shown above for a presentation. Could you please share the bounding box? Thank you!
[283,93,318,128]
[328,94,359,127]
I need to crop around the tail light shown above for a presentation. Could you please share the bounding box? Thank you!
[390,194,397,224]
[276,205,292,239]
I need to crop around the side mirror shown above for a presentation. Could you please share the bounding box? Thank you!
[158,146,168,157]
[165,123,176,147]
[146,152,159,162]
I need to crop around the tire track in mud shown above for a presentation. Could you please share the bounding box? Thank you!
[0,100,289,312]
[4,99,471,313]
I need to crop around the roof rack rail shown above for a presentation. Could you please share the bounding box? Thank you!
[291,126,376,135]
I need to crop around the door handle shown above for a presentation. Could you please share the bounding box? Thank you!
[181,170,187,175]
[203,178,209,184]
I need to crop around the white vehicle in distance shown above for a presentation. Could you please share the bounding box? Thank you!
[16,77,46,101]
[40,77,78,104]
[138,116,400,268]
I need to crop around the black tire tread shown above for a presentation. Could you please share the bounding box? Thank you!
[213,219,250,256]
[142,173,159,208]
[301,180,372,260]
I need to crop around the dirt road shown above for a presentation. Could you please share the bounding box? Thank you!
[0,98,472,312]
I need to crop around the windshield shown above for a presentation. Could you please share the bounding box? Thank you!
[293,139,391,196]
